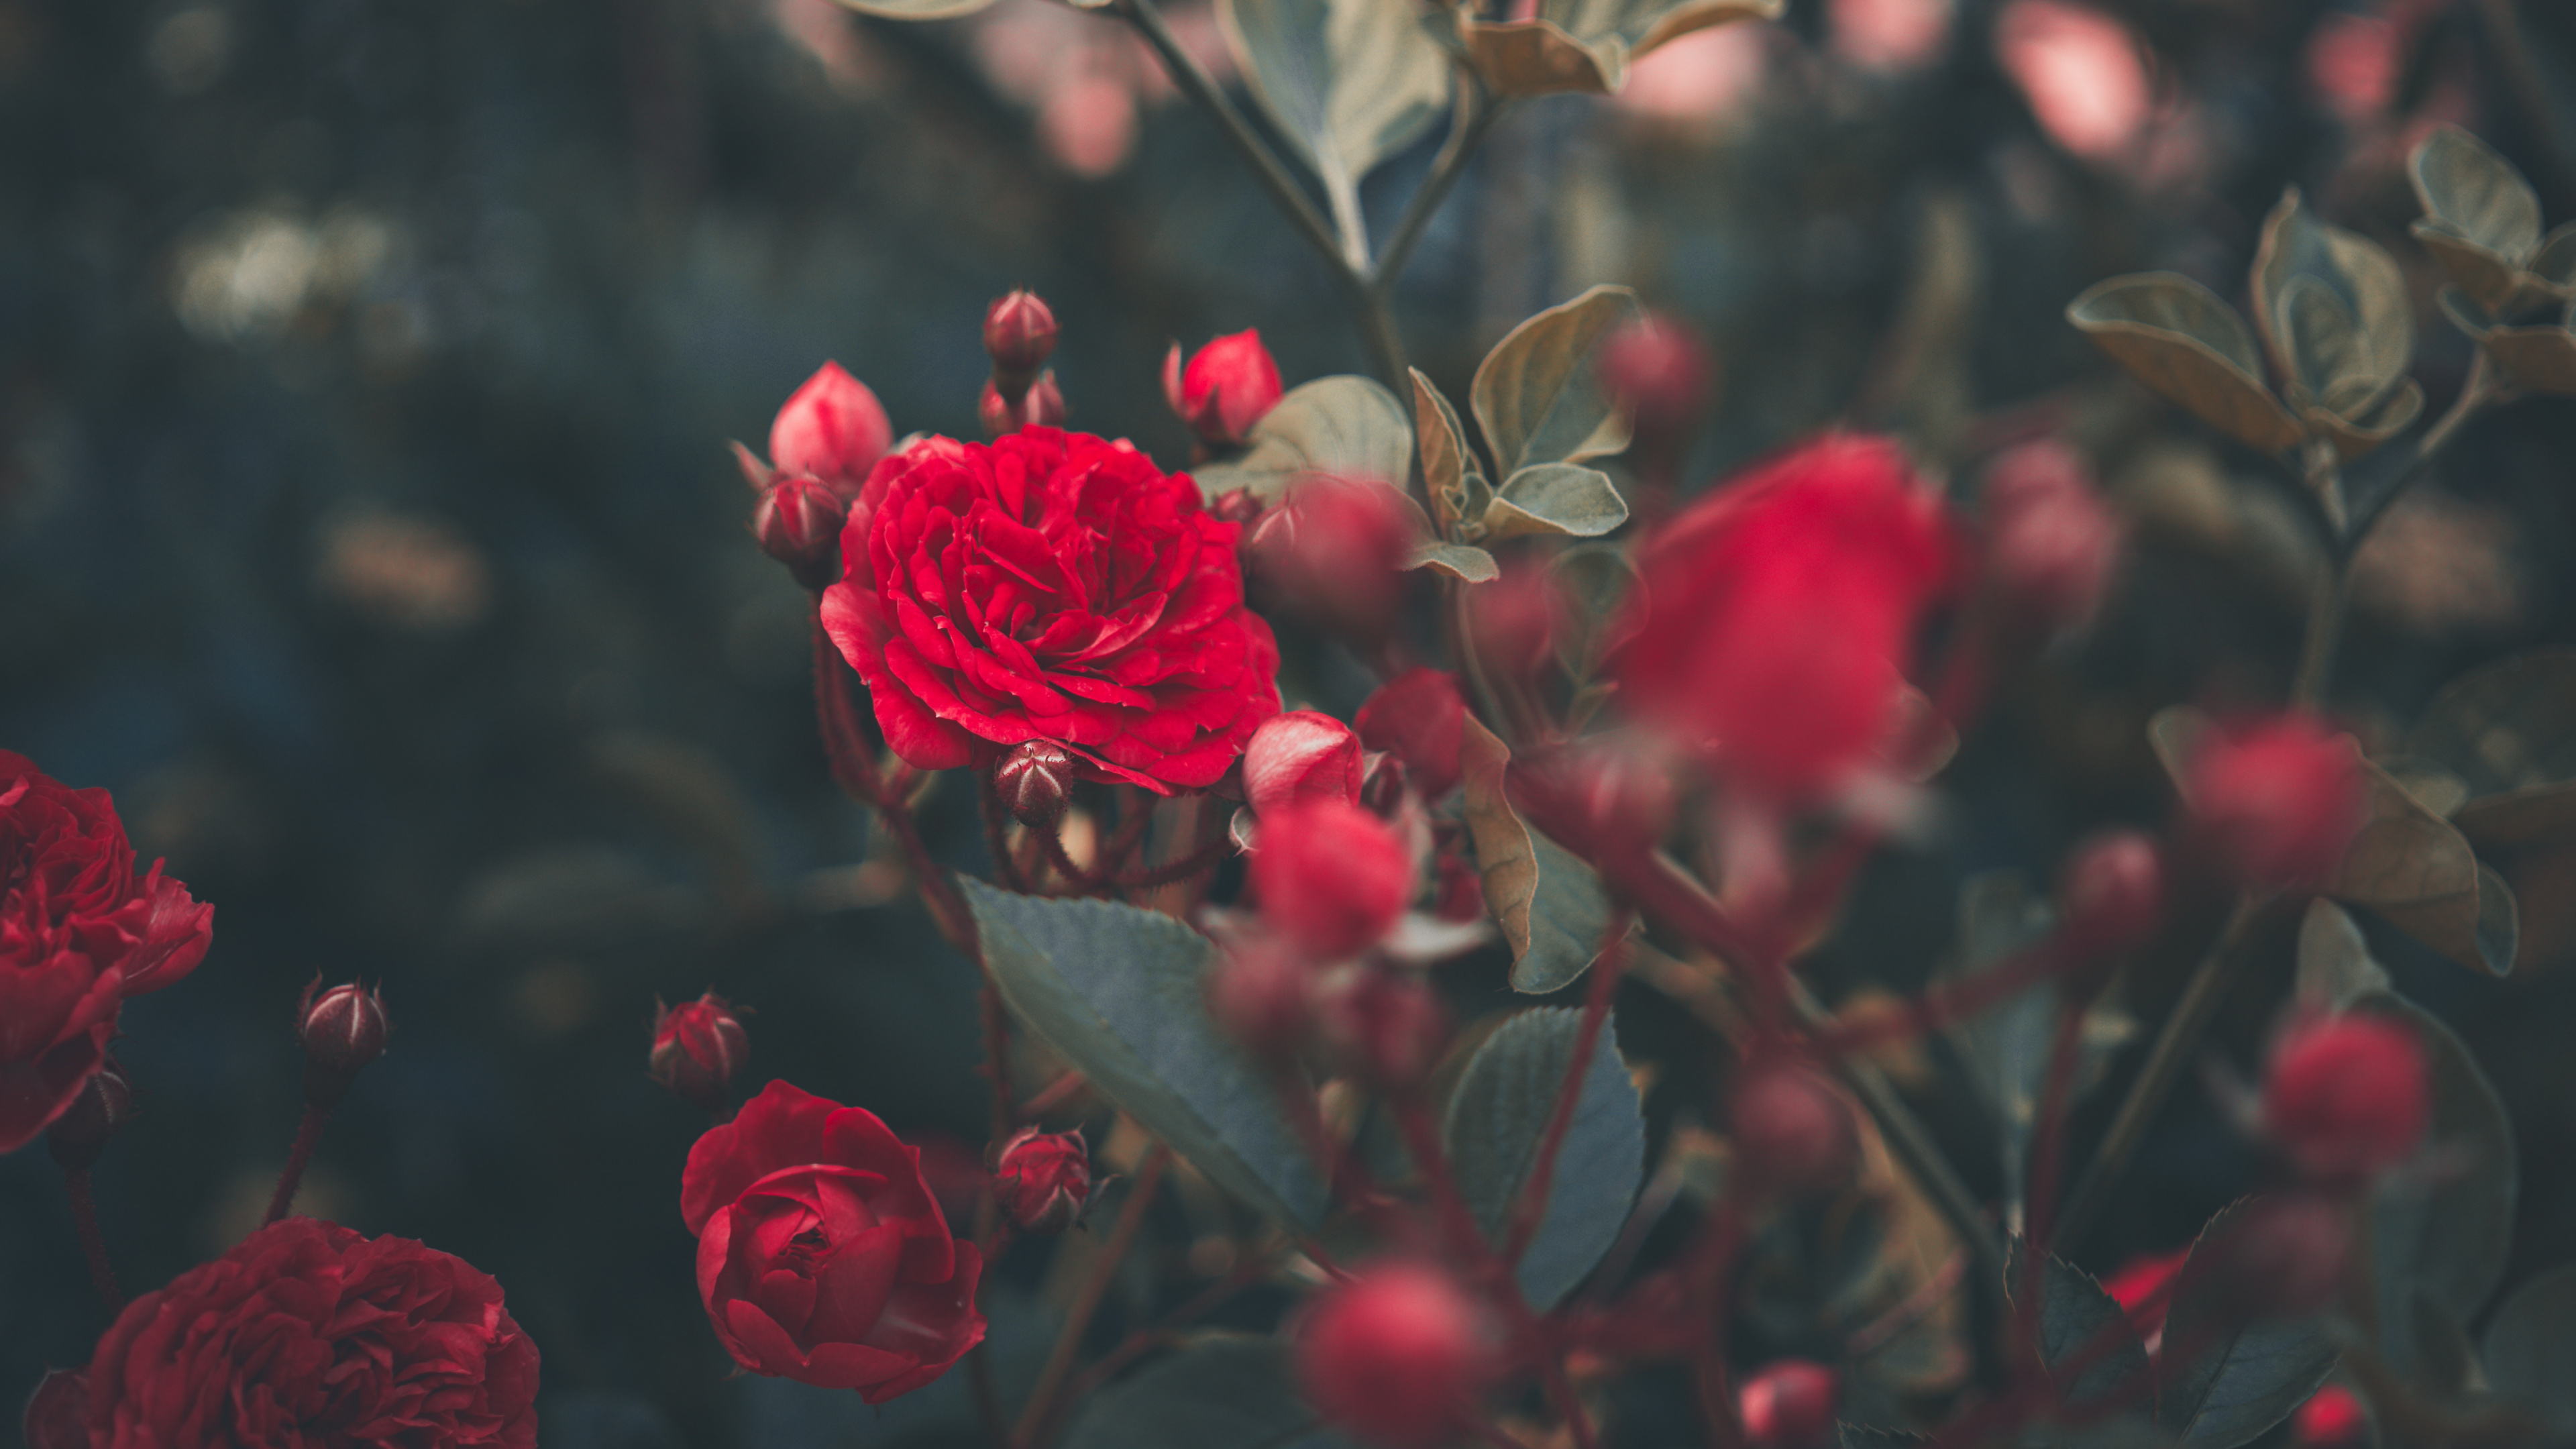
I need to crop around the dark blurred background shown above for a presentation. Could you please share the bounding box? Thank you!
[5,0,2576,1444]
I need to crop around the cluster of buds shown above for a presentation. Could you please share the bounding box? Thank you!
[650,991,749,1115]
[980,290,1065,436]
[738,361,891,587]
[989,1125,1094,1236]
[1295,1262,1499,1449]
[298,980,390,1110]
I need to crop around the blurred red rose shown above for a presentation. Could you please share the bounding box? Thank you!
[81,1217,537,1448]
[1355,669,1466,802]
[820,427,1281,793]
[2185,714,2366,888]
[682,1081,985,1402]
[1,751,213,1155]
[1163,329,1283,447]
[1252,799,1415,961]
[1614,435,1958,801]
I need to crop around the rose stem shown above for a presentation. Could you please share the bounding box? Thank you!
[264,1103,331,1226]
[1010,1146,1171,1449]
[62,1167,122,1311]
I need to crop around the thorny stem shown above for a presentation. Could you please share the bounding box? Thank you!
[265,1103,331,1226]
[1502,912,1631,1269]
[1012,1148,1172,1449]
[64,1167,122,1311]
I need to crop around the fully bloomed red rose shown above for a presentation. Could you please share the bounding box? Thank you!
[80,1217,538,1448]
[1,751,213,1155]
[1615,435,1958,801]
[682,1081,985,1402]
[820,427,1280,792]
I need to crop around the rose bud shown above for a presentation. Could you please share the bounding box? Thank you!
[2201,1193,2353,1322]
[1354,669,1467,803]
[1244,711,1365,816]
[2185,715,2367,890]
[1433,853,1486,924]
[1738,1359,1839,1449]
[1209,937,1315,1066]
[2262,1013,2428,1185]
[982,290,1059,377]
[751,475,847,589]
[20,1370,87,1449]
[1251,800,1417,961]
[1320,971,1448,1093]
[771,362,893,502]
[1296,1263,1496,1449]
[46,1058,135,1172]
[2291,1385,2368,1449]
[298,980,390,1110]
[1982,438,2123,634]
[2057,830,2164,964]
[1599,312,1715,447]
[991,1125,1093,1236]
[1466,561,1560,686]
[1247,475,1413,649]
[1164,329,1283,448]
[979,371,1067,435]
[1729,1059,1856,1199]
[651,991,749,1114]
[995,741,1075,835]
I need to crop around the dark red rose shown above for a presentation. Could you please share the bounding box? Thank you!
[81,1217,537,1448]
[682,1081,985,1402]
[1,751,213,1155]
[991,1126,1093,1236]
[820,427,1281,793]
[1163,329,1283,447]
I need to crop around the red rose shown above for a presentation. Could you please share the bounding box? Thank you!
[681,1081,985,1402]
[1,752,213,1154]
[1615,434,1958,801]
[820,427,1281,793]
[81,1217,538,1448]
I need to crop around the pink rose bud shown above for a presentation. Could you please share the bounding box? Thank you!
[1729,1060,1856,1199]
[20,1371,88,1449]
[752,475,847,588]
[2292,1385,2368,1449]
[991,1125,1093,1236]
[2057,830,2165,962]
[770,362,893,502]
[298,981,390,1110]
[995,741,1075,834]
[1322,971,1448,1092]
[1739,1359,1839,1449]
[1354,669,1467,803]
[1599,313,1715,447]
[982,290,1059,377]
[1251,800,1417,961]
[2262,1014,2427,1185]
[46,1059,134,1172]
[2202,1193,2353,1321]
[2186,715,2367,889]
[1983,438,2123,633]
[1164,329,1284,447]
[979,371,1067,436]
[1247,476,1413,649]
[1244,711,1365,816]
[1209,937,1315,1066]
[1297,1263,1496,1449]
[650,991,747,1114]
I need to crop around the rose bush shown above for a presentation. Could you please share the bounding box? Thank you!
[77,1217,537,1448]
[820,427,1280,793]
[1,751,213,1154]
[681,1080,985,1401]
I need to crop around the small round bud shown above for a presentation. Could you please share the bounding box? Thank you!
[1599,313,1715,447]
[1354,669,1467,804]
[752,476,847,588]
[1243,711,1365,817]
[21,1370,88,1449]
[2262,1013,2427,1185]
[991,1125,1093,1236]
[1464,562,1559,686]
[1739,1360,1839,1449]
[649,991,747,1114]
[1246,476,1412,650]
[982,290,1059,376]
[1165,331,1284,449]
[2186,715,2367,890]
[1210,938,1315,1066]
[2057,830,2165,963]
[1320,971,1448,1093]
[1982,439,2123,634]
[2203,1193,2352,1321]
[995,742,1075,835]
[1251,800,1417,961]
[1296,1263,1496,1449]
[1729,1060,1856,1200]
[298,981,390,1110]
[2291,1385,2367,1449]
[46,1061,135,1173]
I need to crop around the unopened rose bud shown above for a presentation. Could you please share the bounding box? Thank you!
[1320,971,1448,1092]
[1247,476,1413,649]
[1739,1360,1838,1449]
[649,991,747,1114]
[995,742,1075,835]
[752,476,847,589]
[2186,715,2367,890]
[980,372,1067,436]
[21,1370,88,1449]
[1164,330,1283,448]
[1210,487,1263,528]
[1465,563,1559,686]
[770,362,892,502]
[991,1125,1093,1236]
[2291,1385,2367,1449]
[1729,1060,1855,1199]
[1984,439,2123,634]
[1251,800,1417,961]
[1244,711,1365,816]
[1354,669,1467,803]
[982,290,1059,377]
[299,981,390,1110]
[2057,830,2164,965]
[1296,1263,1497,1449]
[2204,1193,2352,1321]
[1210,938,1314,1066]
[2262,1013,2427,1185]
[1600,313,1715,448]
[46,1061,135,1173]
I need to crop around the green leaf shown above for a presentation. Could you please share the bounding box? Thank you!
[1192,375,1416,505]
[2293,900,2391,1013]
[1216,0,1450,264]
[2351,990,2516,1380]
[1060,1337,1340,1449]
[2479,315,2576,396]
[2250,189,2414,418]
[2407,649,2576,849]
[1412,368,1486,539]
[961,879,1328,1226]
[1472,285,1645,476]
[1454,0,1780,97]
[1443,1008,1646,1309]
[2332,760,2514,976]
[1546,0,1782,60]
[2155,1199,2342,1448]
[1407,540,1500,582]
[2409,126,2542,312]
[1482,464,1629,539]
[2007,1241,2153,1412]
[1457,714,1616,994]
[2068,274,2304,454]
[824,0,996,17]
[2483,1263,2576,1434]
